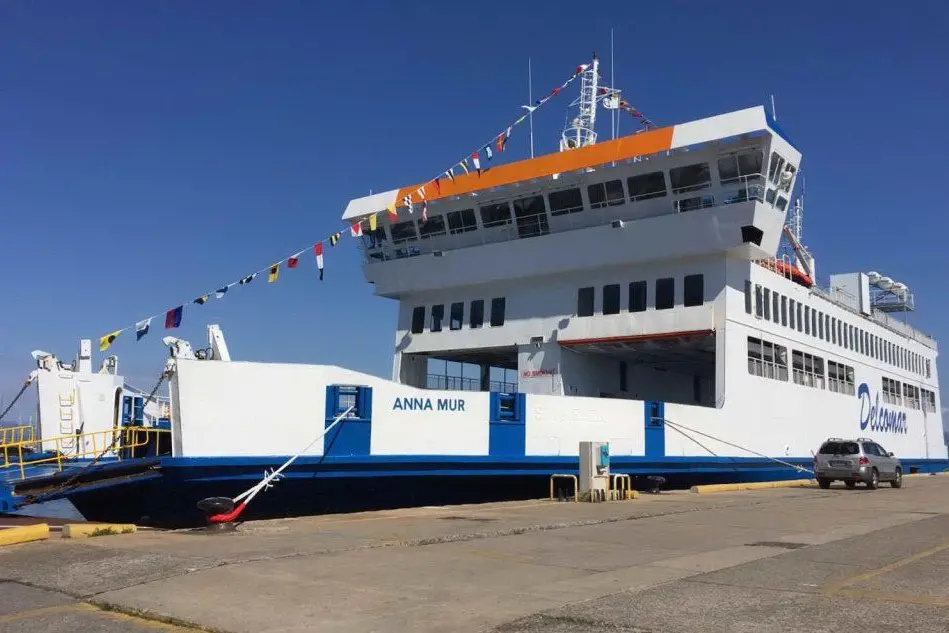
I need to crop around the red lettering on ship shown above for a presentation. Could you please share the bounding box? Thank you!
[522,369,557,378]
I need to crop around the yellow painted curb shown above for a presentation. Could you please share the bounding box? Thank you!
[62,523,137,539]
[690,479,815,494]
[0,524,50,547]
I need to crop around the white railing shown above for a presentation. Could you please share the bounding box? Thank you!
[426,374,517,393]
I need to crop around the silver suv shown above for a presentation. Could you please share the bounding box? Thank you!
[813,438,903,490]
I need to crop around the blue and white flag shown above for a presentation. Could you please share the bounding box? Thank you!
[135,318,151,341]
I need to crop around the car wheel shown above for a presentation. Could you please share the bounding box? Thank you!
[866,468,879,490]
[817,478,831,489]
[845,480,856,489]
[891,468,902,489]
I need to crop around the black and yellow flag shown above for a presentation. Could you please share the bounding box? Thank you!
[99,329,122,352]
[268,264,279,283]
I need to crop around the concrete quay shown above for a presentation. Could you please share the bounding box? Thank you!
[2,475,948,632]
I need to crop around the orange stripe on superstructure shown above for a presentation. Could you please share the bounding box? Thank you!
[393,125,675,206]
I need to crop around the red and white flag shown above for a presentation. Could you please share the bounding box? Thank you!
[313,243,324,281]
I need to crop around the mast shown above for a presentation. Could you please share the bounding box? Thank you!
[560,54,600,151]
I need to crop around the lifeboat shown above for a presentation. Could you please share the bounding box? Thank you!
[774,259,813,288]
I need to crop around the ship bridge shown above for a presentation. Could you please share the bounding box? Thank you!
[342,105,801,404]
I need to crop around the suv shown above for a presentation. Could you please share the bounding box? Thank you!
[813,438,903,490]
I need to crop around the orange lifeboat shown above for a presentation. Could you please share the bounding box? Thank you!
[774,259,813,288]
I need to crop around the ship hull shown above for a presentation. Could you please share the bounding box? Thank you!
[15,454,949,529]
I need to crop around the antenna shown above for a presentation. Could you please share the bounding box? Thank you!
[611,28,616,142]
[770,93,777,120]
[528,58,534,158]
[560,53,600,151]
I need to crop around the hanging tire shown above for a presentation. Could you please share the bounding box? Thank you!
[818,478,831,489]
[891,468,902,489]
[845,480,856,489]
[866,469,879,490]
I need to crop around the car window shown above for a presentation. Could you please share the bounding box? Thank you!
[819,441,859,455]
[862,443,879,457]
[875,444,889,456]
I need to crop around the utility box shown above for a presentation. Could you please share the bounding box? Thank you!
[579,441,610,501]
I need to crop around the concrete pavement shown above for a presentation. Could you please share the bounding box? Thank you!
[1,475,948,632]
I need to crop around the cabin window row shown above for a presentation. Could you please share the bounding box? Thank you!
[576,274,704,317]
[744,281,931,379]
[747,336,857,394]
[410,298,506,334]
[882,376,928,411]
[369,149,795,254]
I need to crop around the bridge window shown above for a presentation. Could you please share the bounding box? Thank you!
[480,202,512,228]
[828,361,855,396]
[792,350,824,389]
[763,288,771,320]
[363,226,387,249]
[926,358,931,378]
[803,306,810,335]
[670,163,711,194]
[627,171,667,201]
[513,195,549,239]
[780,296,788,326]
[390,220,418,244]
[744,280,753,314]
[748,337,788,381]
[603,284,621,315]
[789,298,795,329]
[548,188,584,216]
[718,150,763,184]
[431,304,444,332]
[450,302,464,330]
[655,277,675,310]
[587,179,625,209]
[447,208,478,234]
[490,297,506,327]
[470,300,484,328]
[578,287,595,317]
[776,196,788,211]
[754,284,763,318]
[675,195,715,213]
[768,152,785,184]
[629,281,647,312]
[419,215,447,239]
[921,388,936,412]
[772,292,780,324]
[766,188,777,204]
[684,274,704,307]
[410,307,425,334]
[796,303,803,332]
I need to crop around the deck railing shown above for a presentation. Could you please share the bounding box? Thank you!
[426,374,518,393]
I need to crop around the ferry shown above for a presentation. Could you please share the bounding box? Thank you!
[2,58,946,527]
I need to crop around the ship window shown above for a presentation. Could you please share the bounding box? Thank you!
[718,150,763,184]
[922,388,936,412]
[768,152,785,184]
[811,309,818,338]
[449,302,464,330]
[882,377,902,405]
[684,274,704,307]
[390,220,418,244]
[772,292,780,324]
[828,361,856,396]
[792,350,825,389]
[926,358,931,378]
[411,306,425,334]
[480,202,512,228]
[587,179,625,208]
[824,314,829,341]
[831,318,837,345]
[804,306,810,335]
[789,299,795,329]
[603,284,621,315]
[419,215,447,239]
[903,383,920,409]
[431,304,444,332]
[470,300,484,329]
[629,281,647,312]
[781,296,788,326]
[748,336,787,381]
[447,208,478,234]
[780,164,797,192]
[363,226,388,249]
[655,277,675,310]
[744,280,753,314]
[627,171,667,201]
[670,163,711,194]
[490,297,506,327]
[513,195,549,239]
[755,284,763,318]
[548,188,584,216]
[675,195,715,213]
[776,196,788,211]
[796,303,802,332]
[766,188,777,204]
[578,287,595,317]
[763,288,771,320]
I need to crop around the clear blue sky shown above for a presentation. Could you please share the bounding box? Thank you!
[2,2,947,426]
